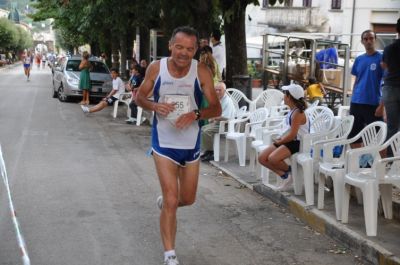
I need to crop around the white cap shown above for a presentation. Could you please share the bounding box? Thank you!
[282,84,304,100]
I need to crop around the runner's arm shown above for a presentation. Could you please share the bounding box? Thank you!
[136,61,175,117]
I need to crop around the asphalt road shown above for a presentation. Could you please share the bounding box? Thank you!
[0,65,362,265]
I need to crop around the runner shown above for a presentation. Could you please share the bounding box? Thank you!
[135,26,221,265]
[22,51,32,81]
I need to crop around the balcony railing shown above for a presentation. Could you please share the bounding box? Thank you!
[263,7,322,28]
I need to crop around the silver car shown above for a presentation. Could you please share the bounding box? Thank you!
[51,55,113,102]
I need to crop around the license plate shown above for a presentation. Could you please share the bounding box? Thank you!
[92,87,102,93]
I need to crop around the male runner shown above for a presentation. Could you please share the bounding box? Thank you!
[136,26,221,265]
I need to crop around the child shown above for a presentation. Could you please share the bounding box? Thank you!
[125,65,143,123]
[306,77,326,105]
[258,84,309,191]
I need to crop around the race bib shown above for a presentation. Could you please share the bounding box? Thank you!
[164,94,191,120]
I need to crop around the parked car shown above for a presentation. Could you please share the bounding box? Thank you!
[51,55,113,102]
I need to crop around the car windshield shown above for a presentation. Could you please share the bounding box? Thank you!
[65,60,109,73]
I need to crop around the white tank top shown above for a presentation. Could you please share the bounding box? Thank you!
[151,58,203,149]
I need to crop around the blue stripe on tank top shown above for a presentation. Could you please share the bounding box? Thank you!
[151,76,162,148]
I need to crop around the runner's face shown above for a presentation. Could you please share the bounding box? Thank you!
[169,32,198,68]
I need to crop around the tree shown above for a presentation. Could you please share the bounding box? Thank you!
[219,0,259,86]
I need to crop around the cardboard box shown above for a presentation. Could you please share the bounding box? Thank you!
[319,68,343,87]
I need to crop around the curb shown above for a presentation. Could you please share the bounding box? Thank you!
[0,62,21,71]
[211,161,400,265]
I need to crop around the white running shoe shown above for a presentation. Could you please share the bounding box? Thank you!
[156,195,163,210]
[81,105,90,113]
[125,117,137,124]
[164,256,179,265]
[277,174,293,191]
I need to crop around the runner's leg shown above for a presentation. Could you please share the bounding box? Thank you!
[153,153,179,251]
[178,161,200,207]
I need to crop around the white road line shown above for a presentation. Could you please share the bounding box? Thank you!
[0,146,31,265]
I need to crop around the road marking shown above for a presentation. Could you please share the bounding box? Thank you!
[0,146,31,265]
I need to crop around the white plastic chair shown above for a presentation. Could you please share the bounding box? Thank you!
[341,131,400,236]
[112,92,131,118]
[318,121,387,220]
[213,106,248,162]
[225,108,269,166]
[250,89,284,112]
[337,105,350,118]
[249,106,290,174]
[296,116,354,206]
[226,88,253,112]
[291,106,335,204]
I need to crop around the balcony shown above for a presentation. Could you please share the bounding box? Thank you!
[263,7,324,30]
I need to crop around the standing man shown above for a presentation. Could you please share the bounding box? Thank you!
[348,30,384,147]
[200,81,235,162]
[381,18,400,155]
[210,29,226,79]
[136,26,221,265]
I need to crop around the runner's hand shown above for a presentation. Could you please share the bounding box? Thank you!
[153,102,175,117]
[175,111,197,129]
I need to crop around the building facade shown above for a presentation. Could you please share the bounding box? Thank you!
[246,0,400,52]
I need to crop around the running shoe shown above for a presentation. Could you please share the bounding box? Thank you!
[277,174,293,191]
[156,195,163,210]
[163,255,179,265]
[125,117,137,124]
[81,105,90,113]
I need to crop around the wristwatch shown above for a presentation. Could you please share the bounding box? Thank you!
[193,109,201,120]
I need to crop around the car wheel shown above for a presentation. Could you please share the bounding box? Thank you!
[52,80,58,98]
[58,84,68,102]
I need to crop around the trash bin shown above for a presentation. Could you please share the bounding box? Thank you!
[232,75,252,108]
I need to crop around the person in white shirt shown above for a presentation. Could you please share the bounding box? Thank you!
[81,68,125,114]
[210,29,226,79]
[200,81,235,161]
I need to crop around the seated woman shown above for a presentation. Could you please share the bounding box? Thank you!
[258,84,308,191]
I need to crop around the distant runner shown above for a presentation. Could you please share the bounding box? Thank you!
[22,51,32,81]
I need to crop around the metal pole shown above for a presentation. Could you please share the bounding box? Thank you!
[343,45,351,106]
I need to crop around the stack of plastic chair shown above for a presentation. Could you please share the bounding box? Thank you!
[291,106,334,204]
[318,121,387,221]
[341,130,399,236]
[213,106,248,162]
[226,88,253,113]
[225,108,269,166]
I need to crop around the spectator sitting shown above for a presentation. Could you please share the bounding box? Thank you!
[125,65,143,124]
[200,81,236,162]
[306,77,326,105]
[81,68,125,114]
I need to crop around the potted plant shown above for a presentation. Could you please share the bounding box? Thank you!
[248,62,263,88]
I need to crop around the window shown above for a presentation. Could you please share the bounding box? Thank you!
[303,0,312,7]
[331,0,341,10]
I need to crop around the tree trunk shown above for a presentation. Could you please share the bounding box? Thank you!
[119,32,128,79]
[126,30,135,70]
[90,40,100,57]
[111,32,120,71]
[139,26,150,63]
[224,8,248,87]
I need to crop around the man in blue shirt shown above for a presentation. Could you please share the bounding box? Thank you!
[349,30,384,147]
[382,18,400,155]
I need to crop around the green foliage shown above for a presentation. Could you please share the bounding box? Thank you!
[0,18,32,51]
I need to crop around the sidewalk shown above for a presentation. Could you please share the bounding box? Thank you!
[210,154,400,265]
